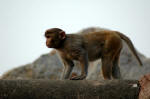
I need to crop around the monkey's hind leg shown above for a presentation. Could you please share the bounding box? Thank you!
[112,49,122,79]
[101,56,113,80]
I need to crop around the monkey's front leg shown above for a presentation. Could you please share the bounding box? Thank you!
[70,53,88,80]
[61,59,74,79]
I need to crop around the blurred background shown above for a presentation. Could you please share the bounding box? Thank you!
[0,0,150,75]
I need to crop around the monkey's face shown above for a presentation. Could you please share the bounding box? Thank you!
[45,34,54,48]
[45,28,66,48]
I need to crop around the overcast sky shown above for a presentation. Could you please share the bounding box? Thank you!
[0,0,150,75]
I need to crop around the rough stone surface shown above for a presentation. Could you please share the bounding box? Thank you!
[139,74,150,99]
[0,80,139,99]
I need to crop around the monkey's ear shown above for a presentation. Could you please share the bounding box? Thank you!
[59,31,66,39]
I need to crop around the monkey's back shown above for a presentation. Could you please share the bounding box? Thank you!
[82,30,122,61]
[61,31,122,61]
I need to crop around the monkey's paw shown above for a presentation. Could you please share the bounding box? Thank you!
[70,75,86,80]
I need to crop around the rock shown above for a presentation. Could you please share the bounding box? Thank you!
[1,27,150,80]
[0,80,139,99]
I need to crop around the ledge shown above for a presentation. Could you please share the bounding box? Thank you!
[0,80,139,99]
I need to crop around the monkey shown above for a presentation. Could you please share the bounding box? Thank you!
[45,28,143,80]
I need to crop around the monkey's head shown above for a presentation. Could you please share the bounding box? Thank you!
[45,28,66,48]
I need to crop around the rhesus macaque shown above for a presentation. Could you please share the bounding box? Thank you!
[45,28,142,80]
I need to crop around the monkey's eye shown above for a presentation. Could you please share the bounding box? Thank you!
[46,36,51,38]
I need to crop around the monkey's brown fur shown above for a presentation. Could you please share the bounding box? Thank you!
[45,28,142,80]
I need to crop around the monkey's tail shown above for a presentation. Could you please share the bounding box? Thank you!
[116,32,143,66]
